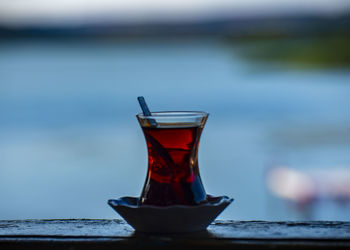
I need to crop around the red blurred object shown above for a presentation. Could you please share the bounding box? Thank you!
[267,166,350,207]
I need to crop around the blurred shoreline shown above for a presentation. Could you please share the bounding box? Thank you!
[1,13,349,39]
[2,13,349,68]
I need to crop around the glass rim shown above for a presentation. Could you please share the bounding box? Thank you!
[136,111,208,119]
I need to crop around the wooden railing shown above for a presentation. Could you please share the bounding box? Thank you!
[1,219,350,249]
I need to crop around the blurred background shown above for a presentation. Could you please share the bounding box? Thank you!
[1,0,350,221]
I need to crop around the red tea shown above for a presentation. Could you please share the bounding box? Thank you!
[140,125,207,206]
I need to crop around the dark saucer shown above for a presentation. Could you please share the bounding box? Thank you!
[108,195,233,233]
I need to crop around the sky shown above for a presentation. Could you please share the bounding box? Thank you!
[0,0,350,26]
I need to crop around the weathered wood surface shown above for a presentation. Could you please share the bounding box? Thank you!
[1,219,350,249]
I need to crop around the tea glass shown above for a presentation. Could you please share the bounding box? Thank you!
[137,111,208,206]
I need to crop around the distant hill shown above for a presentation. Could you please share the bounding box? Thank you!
[0,13,349,39]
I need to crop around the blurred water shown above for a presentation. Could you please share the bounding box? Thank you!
[1,38,350,220]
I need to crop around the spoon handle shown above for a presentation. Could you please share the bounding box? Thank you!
[137,96,158,127]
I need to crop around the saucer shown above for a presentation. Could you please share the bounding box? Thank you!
[108,195,233,233]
